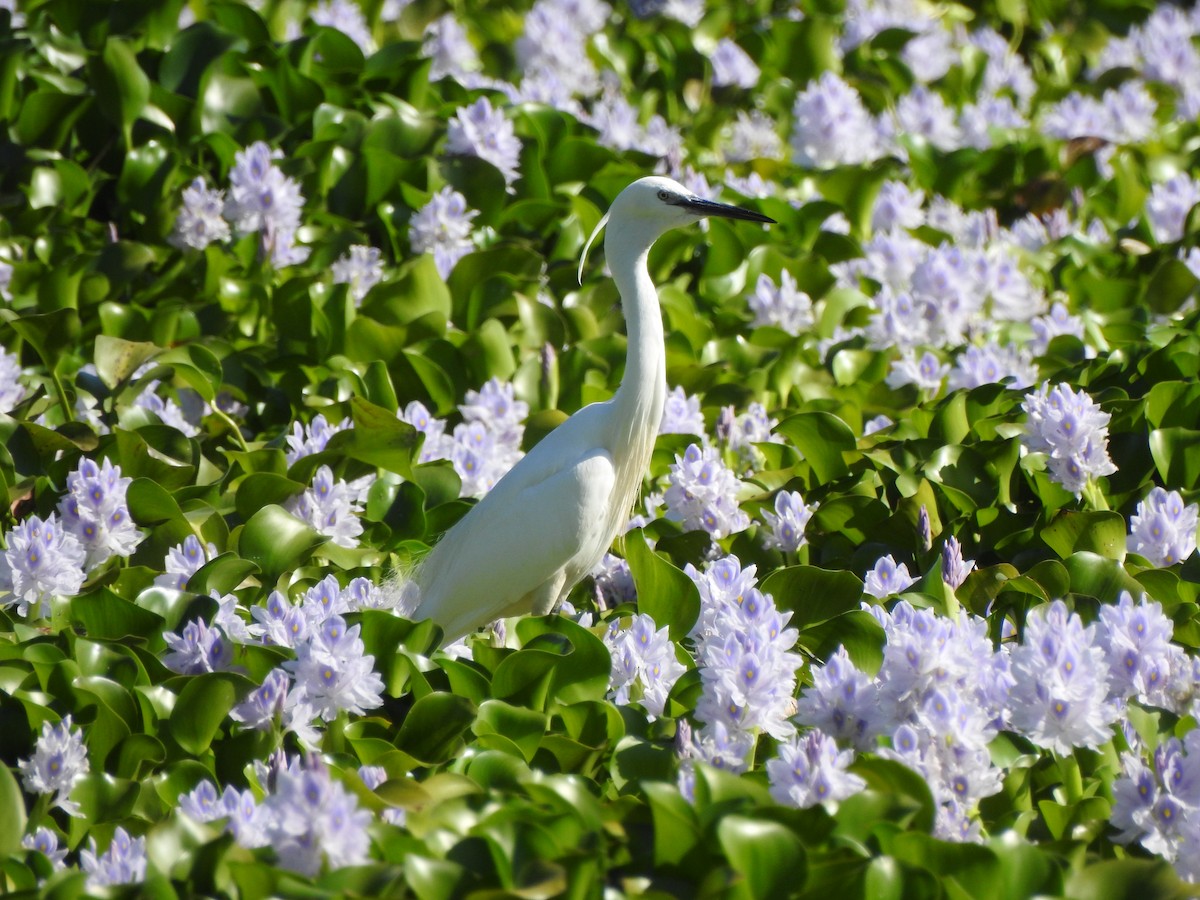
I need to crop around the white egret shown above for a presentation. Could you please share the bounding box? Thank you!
[408,176,774,641]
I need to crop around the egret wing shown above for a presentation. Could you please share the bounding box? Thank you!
[414,448,617,640]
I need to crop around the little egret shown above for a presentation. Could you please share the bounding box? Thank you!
[408,176,774,641]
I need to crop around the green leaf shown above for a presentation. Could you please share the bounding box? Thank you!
[1064,552,1149,603]
[95,336,161,390]
[1063,858,1190,900]
[168,673,242,755]
[1149,427,1200,489]
[1041,511,1127,561]
[774,411,856,483]
[96,38,151,141]
[237,505,323,585]
[473,699,547,763]
[515,615,612,705]
[761,565,864,629]
[396,692,476,765]
[625,529,701,641]
[717,815,807,900]
[643,780,701,867]
[0,762,27,857]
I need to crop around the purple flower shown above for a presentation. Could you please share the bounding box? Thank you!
[58,457,142,571]
[80,827,146,889]
[871,181,925,233]
[1009,600,1117,755]
[790,72,885,168]
[424,14,480,82]
[1128,487,1198,567]
[604,613,686,717]
[723,110,784,163]
[331,244,384,305]
[22,827,67,868]
[311,0,374,53]
[283,616,385,721]
[286,465,364,548]
[659,386,706,437]
[795,646,879,749]
[171,177,231,250]
[891,86,962,152]
[1022,382,1117,495]
[710,38,759,89]
[409,186,478,279]
[1146,173,1200,244]
[0,513,87,618]
[224,141,308,267]
[760,490,816,553]
[18,715,89,816]
[446,96,522,188]
[748,271,814,335]
[164,618,234,674]
[663,443,750,538]
[941,536,975,589]
[0,348,25,412]
[767,729,865,810]
[156,534,218,591]
[948,341,1038,391]
[863,555,916,599]
[1099,590,1184,707]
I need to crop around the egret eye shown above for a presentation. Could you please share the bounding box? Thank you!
[657,189,670,201]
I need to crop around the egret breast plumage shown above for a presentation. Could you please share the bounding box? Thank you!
[407,176,774,642]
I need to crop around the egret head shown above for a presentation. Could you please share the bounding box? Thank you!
[579,176,775,282]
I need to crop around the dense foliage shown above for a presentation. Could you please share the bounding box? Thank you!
[2,0,1200,896]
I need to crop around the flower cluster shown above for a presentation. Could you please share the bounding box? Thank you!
[759,490,816,553]
[684,556,804,753]
[0,513,87,619]
[58,457,142,571]
[155,534,219,590]
[331,244,385,305]
[1009,600,1117,755]
[747,271,814,336]
[447,97,523,188]
[1111,732,1200,880]
[1128,487,1198,567]
[797,600,1013,840]
[767,729,865,811]
[399,378,528,498]
[181,753,372,876]
[1022,382,1118,495]
[173,141,308,266]
[18,715,90,816]
[286,465,365,548]
[863,554,916,599]
[658,385,706,436]
[663,443,750,538]
[80,827,147,889]
[604,612,686,717]
[408,185,479,279]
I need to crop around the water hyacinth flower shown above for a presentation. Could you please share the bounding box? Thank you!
[446,96,523,188]
[163,618,234,674]
[767,729,866,811]
[170,177,231,250]
[285,413,351,464]
[156,534,219,591]
[331,244,384,306]
[22,827,68,868]
[259,754,373,875]
[1009,600,1118,756]
[709,38,759,89]
[286,465,365,548]
[863,555,916,599]
[886,350,949,393]
[1111,730,1200,879]
[723,110,784,163]
[941,536,976,589]
[0,513,87,619]
[604,613,687,717]
[1145,172,1200,244]
[790,71,885,168]
[58,457,142,571]
[663,443,750,538]
[0,347,25,412]
[80,827,147,889]
[1021,382,1117,495]
[948,341,1038,391]
[18,715,90,816]
[760,490,816,553]
[1098,591,1186,709]
[283,615,385,721]
[747,270,814,336]
[658,385,706,436]
[224,141,308,267]
[409,185,478,279]
[424,14,480,82]
[1030,301,1088,356]
[871,180,926,233]
[1128,487,1198,567]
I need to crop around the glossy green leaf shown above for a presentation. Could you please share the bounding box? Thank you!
[396,692,476,765]
[237,505,323,584]
[625,529,701,641]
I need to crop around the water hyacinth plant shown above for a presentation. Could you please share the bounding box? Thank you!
[1,0,1200,895]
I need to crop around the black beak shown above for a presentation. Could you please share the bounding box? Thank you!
[680,195,775,224]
